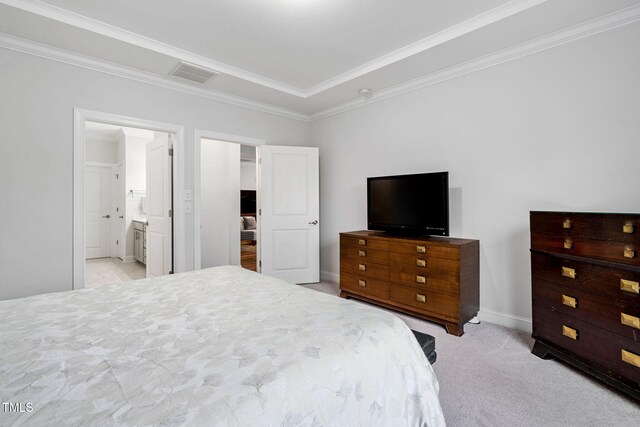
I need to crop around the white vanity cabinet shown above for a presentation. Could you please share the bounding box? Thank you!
[133,220,147,265]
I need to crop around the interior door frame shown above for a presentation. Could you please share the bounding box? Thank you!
[194,129,265,271]
[73,108,186,289]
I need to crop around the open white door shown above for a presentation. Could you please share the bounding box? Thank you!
[258,146,319,284]
[85,165,112,259]
[200,140,241,268]
[146,134,173,277]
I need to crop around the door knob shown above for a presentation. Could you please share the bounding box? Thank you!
[102,215,110,218]
[119,215,124,219]
[309,220,318,225]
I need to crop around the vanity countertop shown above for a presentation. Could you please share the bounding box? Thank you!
[132,217,148,225]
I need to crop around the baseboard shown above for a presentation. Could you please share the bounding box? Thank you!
[478,307,532,333]
[123,256,136,263]
[320,270,339,284]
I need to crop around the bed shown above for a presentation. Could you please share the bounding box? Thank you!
[0,266,445,426]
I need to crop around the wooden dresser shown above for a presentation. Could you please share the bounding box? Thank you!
[339,230,479,336]
[530,211,640,400]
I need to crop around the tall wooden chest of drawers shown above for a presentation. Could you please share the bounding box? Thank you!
[530,211,640,400]
[339,230,479,336]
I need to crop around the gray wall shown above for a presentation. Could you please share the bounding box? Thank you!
[309,23,640,330]
[0,48,309,300]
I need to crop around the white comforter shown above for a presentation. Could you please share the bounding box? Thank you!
[0,266,445,426]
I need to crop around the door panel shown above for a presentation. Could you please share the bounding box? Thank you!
[146,135,173,277]
[200,140,241,268]
[258,146,319,284]
[85,165,111,259]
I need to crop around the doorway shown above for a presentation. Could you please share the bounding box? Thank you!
[199,138,259,271]
[82,121,173,287]
[73,109,185,290]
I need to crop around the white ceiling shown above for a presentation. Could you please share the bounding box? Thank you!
[2,0,640,119]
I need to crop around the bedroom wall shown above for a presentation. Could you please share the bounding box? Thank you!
[0,48,309,300]
[309,22,640,330]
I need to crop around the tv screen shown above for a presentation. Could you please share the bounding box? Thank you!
[367,172,449,236]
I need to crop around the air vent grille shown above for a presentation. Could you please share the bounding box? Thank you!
[170,61,219,84]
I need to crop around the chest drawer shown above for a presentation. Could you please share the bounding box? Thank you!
[340,258,389,280]
[389,252,459,275]
[532,279,640,341]
[531,253,640,300]
[531,212,640,244]
[340,234,389,251]
[340,244,389,265]
[389,284,460,320]
[340,273,389,300]
[531,232,639,267]
[388,241,459,260]
[389,269,459,295]
[533,307,640,383]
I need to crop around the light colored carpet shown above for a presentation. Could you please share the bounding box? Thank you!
[303,282,640,426]
[85,258,146,288]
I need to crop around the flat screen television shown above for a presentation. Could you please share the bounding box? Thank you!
[367,172,449,236]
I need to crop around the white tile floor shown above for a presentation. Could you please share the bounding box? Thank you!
[85,257,146,288]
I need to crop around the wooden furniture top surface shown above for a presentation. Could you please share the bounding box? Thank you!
[340,230,478,246]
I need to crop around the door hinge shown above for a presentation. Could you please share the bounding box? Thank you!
[169,209,173,218]
[259,260,262,267]
[116,240,119,245]
[115,173,119,179]
[116,207,119,212]
[168,147,174,157]
[259,209,261,215]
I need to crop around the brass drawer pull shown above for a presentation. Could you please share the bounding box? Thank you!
[562,325,578,340]
[621,349,640,368]
[561,266,576,279]
[620,313,640,329]
[358,279,366,287]
[358,250,366,257]
[620,279,640,294]
[624,246,635,259]
[562,294,577,308]
[416,245,426,253]
[416,259,426,267]
[358,264,366,271]
[623,222,634,234]
[416,294,426,303]
[416,275,426,284]
[358,239,366,246]
[563,219,572,229]
[564,239,573,250]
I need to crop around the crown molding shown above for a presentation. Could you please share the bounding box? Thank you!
[304,0,549,97]
[0,32,310,122]
[310,3,640,122]
[0,0,307,97]
[2,0,549,99]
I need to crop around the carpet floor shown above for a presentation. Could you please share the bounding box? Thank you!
[303,282,639,426]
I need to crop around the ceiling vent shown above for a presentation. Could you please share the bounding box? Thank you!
[170,61,219,84]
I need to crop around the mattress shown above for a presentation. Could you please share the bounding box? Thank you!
[0,266,445,426]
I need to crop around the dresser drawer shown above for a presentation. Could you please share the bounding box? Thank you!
[389,284,460,320]
[533,307,640,383]
[340,234,389,251]
[531,252,640,300]
[531,232,639,266]
[532,279,640,341]
[389,269,459,295]
[389,241,459,260]
[340,244,389,265]
[340,258,389,280]
[340,273,389,300]
[531,212,640,244]
[389,252,459,275]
